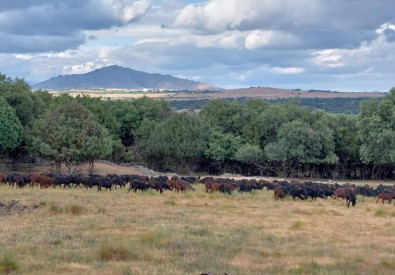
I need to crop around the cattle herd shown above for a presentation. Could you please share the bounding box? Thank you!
[0,172,394,207]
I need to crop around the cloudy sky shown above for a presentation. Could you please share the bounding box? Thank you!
[1,0,394,92]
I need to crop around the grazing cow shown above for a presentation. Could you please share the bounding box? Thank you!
[128,179,152,193]
[346,193,357,208]
[219,182,236,195]
[97,179,112,192]
[30,174,54,188]
[53,175,75,188]
[0,173,8,185]
[148,177,166,194]
[376,192,394,204]
[238,183,257,194]
[333,188,349,200]
[302,186,325,201]
[14,175,29,188]
[209,182,221,193]
[274,186,285,201]
[171,179,195,193]
[290,187,307,200]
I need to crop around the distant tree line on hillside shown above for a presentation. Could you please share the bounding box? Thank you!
[1,73,394,179]
[169,97,382,114]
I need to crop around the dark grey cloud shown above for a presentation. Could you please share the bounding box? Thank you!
[0,33,85,53]
[0,0,151,53]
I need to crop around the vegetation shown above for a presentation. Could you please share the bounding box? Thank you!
[169,97,379,114]
[0,185,394,274]
[0,72,394,179]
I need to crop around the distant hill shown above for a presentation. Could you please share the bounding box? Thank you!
[32,65,218,91]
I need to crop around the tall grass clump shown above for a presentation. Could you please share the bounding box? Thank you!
[0,253,19,273]
[98,242,130,261]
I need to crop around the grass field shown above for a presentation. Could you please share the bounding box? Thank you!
[0,184,394,275]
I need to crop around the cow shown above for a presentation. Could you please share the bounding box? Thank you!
[0,173,7,185]
[128,179,152,193]
[346,193,357,208]
[290,187,307,200]
[238,182,257,194]
[97,179,112,192]
[171,179,195,193]
[302,186,326,201]
[376,192,394,204]
[333,188,349,200]
[219,182,236,195]
[274,186,285,201]
[30,174,54,188]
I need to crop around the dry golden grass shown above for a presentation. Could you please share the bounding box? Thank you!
[0,184,394,275]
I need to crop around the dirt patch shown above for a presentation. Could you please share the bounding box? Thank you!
[0,200,40,216]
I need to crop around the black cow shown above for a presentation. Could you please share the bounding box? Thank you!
[97,179,112,192]
[346,193,357,208]
[128,179,152,193]
[290,187,307,200]
[302,186,325,201]
[238,183,257,194]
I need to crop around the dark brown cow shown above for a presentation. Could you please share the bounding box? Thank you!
[333,188,349,199]
[30,174,54,189]
[0,173,7,185]
[376,192,394,204]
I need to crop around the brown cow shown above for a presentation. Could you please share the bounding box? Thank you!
[210,182,221,193]
[376,192,394,204]
[30,174,54,189]
[274,186,285,201]
[174,180,195,193]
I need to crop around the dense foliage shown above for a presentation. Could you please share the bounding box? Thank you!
[0,73,393,179]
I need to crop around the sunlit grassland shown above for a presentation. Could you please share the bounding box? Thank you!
[0,184,394,274]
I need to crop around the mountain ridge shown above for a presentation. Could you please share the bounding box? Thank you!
[32,65,218,91]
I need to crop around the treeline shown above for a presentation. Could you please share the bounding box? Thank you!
[169,97,381,114]
[0,74,394,179]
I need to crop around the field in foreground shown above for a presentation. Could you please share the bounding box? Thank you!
[0,184,394,275]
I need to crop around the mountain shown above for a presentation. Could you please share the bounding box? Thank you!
[32,65,218,91]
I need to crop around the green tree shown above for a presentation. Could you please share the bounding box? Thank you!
[200,99,243,134]
[0,75,35,126]
[29,102,112,172]
[0,97,23,154]
[358,89,395,178]
[204,132,243,162]
[138,113,208,172]
[264,120,337,177]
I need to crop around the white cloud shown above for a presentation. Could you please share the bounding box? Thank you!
[174,0,259,32]
[244,30,300,49]
[63,62,101,75]
[270,67,304,74]
[104,0,151,23]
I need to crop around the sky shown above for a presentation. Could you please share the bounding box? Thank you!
[0,0,395,92]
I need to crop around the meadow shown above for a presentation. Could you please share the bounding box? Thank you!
[0,183,394,275]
